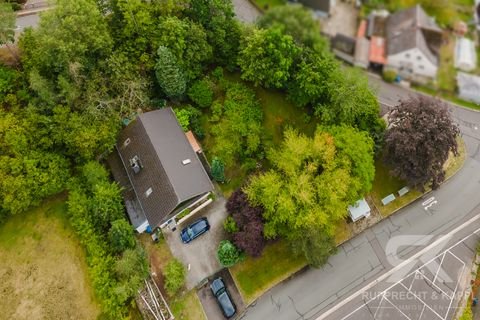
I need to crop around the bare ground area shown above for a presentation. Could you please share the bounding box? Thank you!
[0,197,100,320]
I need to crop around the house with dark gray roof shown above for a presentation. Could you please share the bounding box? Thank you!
[385,5,442,83]
[108,108,214,233]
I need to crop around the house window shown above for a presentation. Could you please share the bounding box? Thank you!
[417,56,422,61]
[419,65,424,70]
[123,138,131,147]
[145,187,153,197]
[405,53,410,58]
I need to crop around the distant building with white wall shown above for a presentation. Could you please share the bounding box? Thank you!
[454,37,477,72]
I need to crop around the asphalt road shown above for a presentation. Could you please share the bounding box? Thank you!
[239,77,480,320]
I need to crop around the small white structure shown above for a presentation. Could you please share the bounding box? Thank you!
[454,38,477,72]
[457,72,480,104]
[348,198,371,222]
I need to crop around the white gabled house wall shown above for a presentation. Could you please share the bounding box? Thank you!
[386,48,438,83]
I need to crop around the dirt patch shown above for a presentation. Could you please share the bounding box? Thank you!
[0,198,100,320]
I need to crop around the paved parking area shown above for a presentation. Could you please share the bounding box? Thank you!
[164,196,228,289]
[198,269,245,320]
[326,228,480,320]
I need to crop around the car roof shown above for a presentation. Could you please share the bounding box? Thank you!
[218,291,236,317]
[210,278,225,295]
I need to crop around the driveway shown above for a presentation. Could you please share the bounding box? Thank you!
[164,196,228,290]
[198,269,245,320]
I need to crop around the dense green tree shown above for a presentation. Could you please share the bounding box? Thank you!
[217,240,244,267]
[109,219,136,254]
[158,16,212,81]
[188,78,214,108]
[384,96,459,190]
[187,0,242,69]
[163,259,186,296]
[20,0,113,106]
[211,157,226,183]
[209,82,263,166]
[287,49,337,108]
[258,4,329,52]
[290,227,337,268]
[245,127,375,265]
[155,46,186,98]
[238,27,300,88]
[113,245,149,303]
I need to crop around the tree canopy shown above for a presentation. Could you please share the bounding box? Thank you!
[384,96,459,190]
[245,126,374,265]
[238,27,300,88]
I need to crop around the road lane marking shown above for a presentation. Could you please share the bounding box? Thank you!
[315,213,480,320]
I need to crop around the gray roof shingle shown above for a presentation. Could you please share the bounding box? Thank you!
[114,108,213,228]
[386,5,441,65]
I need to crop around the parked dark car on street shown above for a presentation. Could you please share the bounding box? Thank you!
[210,277,236,318]
[180,217,210,243]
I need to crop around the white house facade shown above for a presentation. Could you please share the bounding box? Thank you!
[386,47,438,82]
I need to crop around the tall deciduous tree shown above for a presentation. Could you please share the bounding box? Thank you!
[258,4,329,53]
[0,2,18,63]
[157,16,212,81]
[245,126,375,266]
[384,96,459,190]
[155,46,186,98]
[20,0,113,106]
[187,0,242,69]
[238,27,300,89]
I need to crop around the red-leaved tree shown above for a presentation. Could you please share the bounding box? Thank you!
[384,96,459,190]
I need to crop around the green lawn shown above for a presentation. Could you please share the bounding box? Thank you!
[230,240,307,303]
[0,196,100,319]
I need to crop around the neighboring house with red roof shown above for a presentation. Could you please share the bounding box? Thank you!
[385,5,442,84]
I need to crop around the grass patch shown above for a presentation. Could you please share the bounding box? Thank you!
[140,235,206,320]
[170,290,206,320]
[0,196,100,319]
[370,136,466,217]
[230,240,306,303]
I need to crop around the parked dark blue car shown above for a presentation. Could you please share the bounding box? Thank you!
[210,277,236,318]
[180,217,210,243]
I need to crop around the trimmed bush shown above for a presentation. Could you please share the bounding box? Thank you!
[223,216,238,233]
[188,79,214,108]
[163,259,186,296]
[211,157,225,183]
[108,219,136,254]
[217,240,243,267]
[383,70,397,83]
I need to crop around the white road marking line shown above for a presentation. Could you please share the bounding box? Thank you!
[444,262,465,319]
[316,214,480,320]
[373,293,385,319]
[422,197,436,206]
[424,201,438,210]
[419,304,426,320]
[433,252,447,283]
[398,282,446,320]
[418,272,452,300]
[383,296,413,320]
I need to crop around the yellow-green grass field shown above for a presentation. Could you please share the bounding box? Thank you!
[0,197,100,320]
